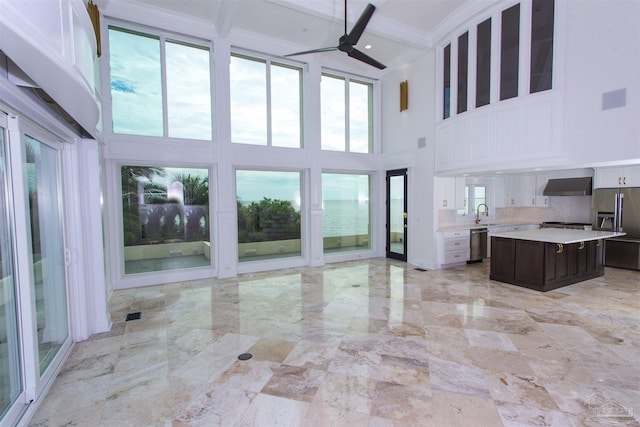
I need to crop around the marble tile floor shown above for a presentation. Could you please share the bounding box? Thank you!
[29,259,640,426]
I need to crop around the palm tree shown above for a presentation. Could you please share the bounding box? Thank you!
[121,166,166,245]
[171,172,208,205]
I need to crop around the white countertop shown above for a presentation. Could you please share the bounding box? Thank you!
[491,229,626,244]
[437,222,539,232]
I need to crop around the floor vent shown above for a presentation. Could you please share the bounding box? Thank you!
[126,312,141,321]
[414,268,428,272]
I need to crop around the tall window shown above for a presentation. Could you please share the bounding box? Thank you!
[476,18,492,107]
[236,170,302,261]
[457,32,469,114]
[121,165,211,274]
[443,44,451,119]
[108,26,212,139]
[230,54,302,148]
[530,0,555,93]
[321,73,373,153]
[322,173,370,253]
[500,4,521,100]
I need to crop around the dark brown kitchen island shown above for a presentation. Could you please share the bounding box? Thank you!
[490,229,625,291]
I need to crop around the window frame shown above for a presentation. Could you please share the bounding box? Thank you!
[234,167,305,263]
[104,19,214,141]
[108,160,217,289]
[229,51,304,148]
[458,183,489,217]
[321,71,375,154]
[321,171,372,254]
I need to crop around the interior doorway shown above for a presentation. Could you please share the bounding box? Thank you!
[386,169,407,261]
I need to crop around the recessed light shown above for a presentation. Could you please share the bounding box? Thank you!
[365,44,372,49]
[496,171,503,174]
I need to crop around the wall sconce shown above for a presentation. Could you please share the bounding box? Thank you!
[400,80,408,112]
[87,1,102,57]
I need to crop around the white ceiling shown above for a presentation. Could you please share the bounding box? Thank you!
[119,0,472,72]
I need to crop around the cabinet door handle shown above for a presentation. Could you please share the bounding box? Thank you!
[578,241,585,250]
[623,176,627,185]
[596,239,602,247]
[556,243,563,254]
[619,177,622,185]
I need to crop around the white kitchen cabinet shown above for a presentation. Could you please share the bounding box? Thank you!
[594,166,640,188]
[535,174,550,208]
[503,175,537,207]
[435,177,466,210]
[519,175,538,207]
[438,230,469,267]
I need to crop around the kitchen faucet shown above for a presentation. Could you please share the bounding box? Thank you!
[475,203,489,224]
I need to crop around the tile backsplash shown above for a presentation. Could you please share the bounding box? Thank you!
[438,196,593,227]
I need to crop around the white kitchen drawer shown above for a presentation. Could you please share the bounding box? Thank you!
[443,250,469,264]
[444,238,469,252]
[443,230,468,239]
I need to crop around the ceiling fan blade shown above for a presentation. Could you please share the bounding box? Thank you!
[284,46,338,57]
[345,3,376,46]
[347,47,386,69]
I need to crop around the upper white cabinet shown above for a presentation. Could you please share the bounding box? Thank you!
[535,174,550,208]
[435,177,466,210]
[594,166,640,188]
[502,175,538,207]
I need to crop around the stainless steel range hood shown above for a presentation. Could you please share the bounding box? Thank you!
[543,177,593,196]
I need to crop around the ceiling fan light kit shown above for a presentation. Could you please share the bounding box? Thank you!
[284,1,387,69]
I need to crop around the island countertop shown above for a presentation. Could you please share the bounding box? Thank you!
[491,228,626,244]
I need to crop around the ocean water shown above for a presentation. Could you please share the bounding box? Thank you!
[323,199,404,236]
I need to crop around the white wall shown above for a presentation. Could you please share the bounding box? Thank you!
[381,52,438,269]
[563,0,640,165]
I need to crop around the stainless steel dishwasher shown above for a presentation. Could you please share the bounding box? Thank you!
[468,228,488,263]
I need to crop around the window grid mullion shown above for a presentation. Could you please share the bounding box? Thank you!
[344,77,350,152]
[266,59,272,147]
[160,35,169,138]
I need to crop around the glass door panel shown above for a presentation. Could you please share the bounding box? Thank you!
[24,135,68,375]
[386,169,407,261]
[0,127,23,418]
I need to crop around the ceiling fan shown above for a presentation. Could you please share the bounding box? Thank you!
[284,1,386,69]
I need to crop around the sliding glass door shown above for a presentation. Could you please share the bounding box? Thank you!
[0,124,23,421]
[0,116,72,425]
[24,134,69,374]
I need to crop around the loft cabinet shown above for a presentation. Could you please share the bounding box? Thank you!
[490,237,604,291]
[0,0,100,135]
[594,166,640,188]
[435,0,562,175]
[435,92,563,174]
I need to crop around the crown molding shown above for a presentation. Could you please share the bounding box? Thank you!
[101,0,215,41]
